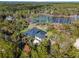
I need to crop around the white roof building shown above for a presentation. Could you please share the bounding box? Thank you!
[73,38,79,49]
[33,39,40,44]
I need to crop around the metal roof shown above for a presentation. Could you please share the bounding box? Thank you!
[24,27,46,39]
[35,31,46,39]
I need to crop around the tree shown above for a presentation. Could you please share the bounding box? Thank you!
[36,40,49,58]
[20,51,29,58]
[0,39,15,58]
[30,49,38,58]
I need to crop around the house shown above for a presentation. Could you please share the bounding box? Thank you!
[23,27,47,44]
[6,16,15,21]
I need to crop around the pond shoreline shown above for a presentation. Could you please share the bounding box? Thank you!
[38,13,78,18]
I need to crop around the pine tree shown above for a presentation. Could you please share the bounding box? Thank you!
[36,40,49,58]
[30,49,38,58]
[0,39,15,58]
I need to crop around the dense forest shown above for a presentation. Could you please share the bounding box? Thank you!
[0,2,79,58]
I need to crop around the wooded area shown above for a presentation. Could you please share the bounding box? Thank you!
[0,2,79,58]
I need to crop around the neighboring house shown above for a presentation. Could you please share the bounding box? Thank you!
[23,27,47,44]
[6,16,15,21]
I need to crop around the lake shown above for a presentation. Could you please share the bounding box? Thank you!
[29,15,79,24]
